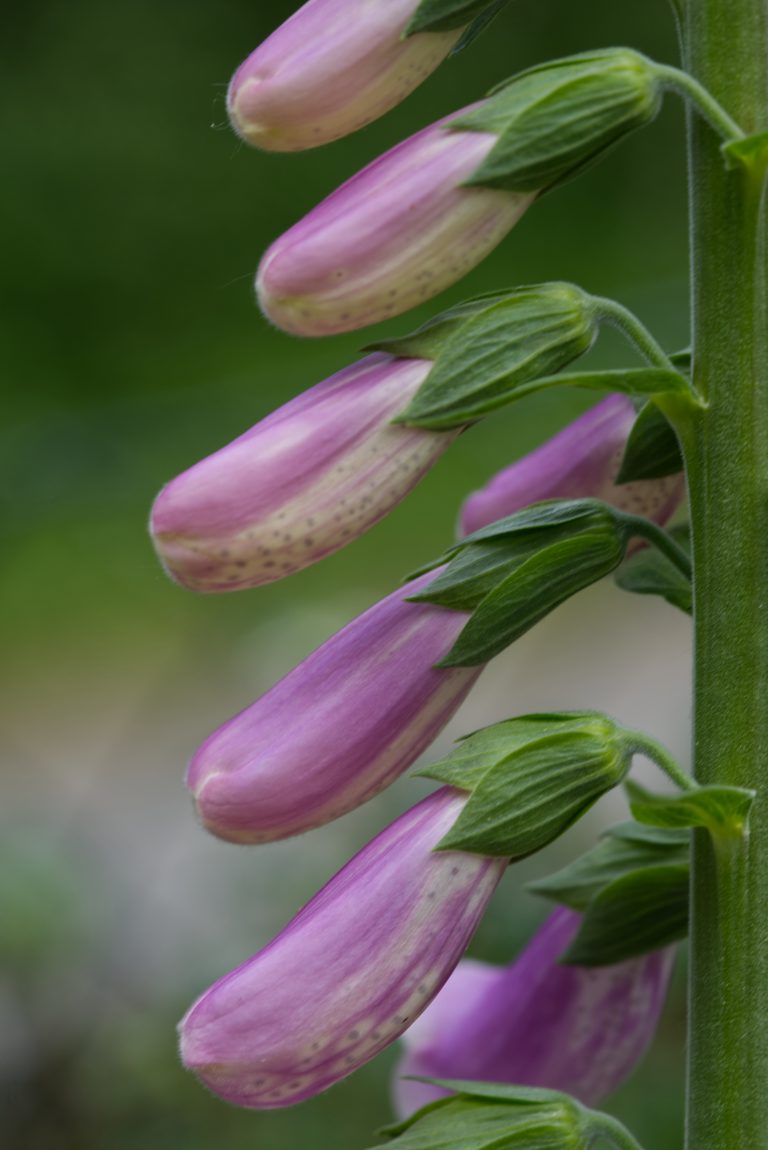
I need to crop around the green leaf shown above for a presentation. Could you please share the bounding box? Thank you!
[420,712,598,787]
[374,1095,580,1150]
[722,130,768,172]
[562,864,689,965]
[435,726,631,858]
[368,291,513,362]
[615,540,692,614]
[450,0,513,51]
[603,820,691,848]
[440,529,626,666]
[397,285,598,428]
[626,779,755,837]
[456,50,663,193]
[408,538,543,611]
[405,0,512,35]
[529,828,690,910]
[616,400,684,483]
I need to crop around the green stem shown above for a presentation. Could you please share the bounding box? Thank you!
[591,297,678,370]
[656,63,747,142]
[679,1,768,1147]
[620,514,693,580]
[587,1112,646,1150]
[627,730,697,792]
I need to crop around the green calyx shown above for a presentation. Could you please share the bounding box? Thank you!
[379,284,693,431]
[422,712,635,859]
[378,1080,645,1150]
[409,498,690,666]
[456,49,663,194]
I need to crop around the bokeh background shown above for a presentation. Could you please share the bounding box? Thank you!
[2,1,692,1147]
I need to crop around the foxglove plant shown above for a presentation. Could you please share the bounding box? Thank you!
[155,1,768,1147]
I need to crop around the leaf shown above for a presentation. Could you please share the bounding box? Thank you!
[435,727,629,859]
[615,544,692,614]
[616,400,684,483]
[626,779,755,837]
[398,285,597,428]
[440,530,626,666]
[603,820,690,848]
[408,537,543,611]
[368,291,513,362]
[405,0,512,34]
[450,0,513,51]
[562,864,689,965]
[529,829,690,910]
[420,712,598,787]
[456,50,662,194]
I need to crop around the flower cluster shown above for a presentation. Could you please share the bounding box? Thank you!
[152,0,687,1119]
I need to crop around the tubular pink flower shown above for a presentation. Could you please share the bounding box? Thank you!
[180,787,506,1109]
[460,395,686,537]
[257,110,534,337]
[150,353,456,593]
[188,571,483,843]
[393,906,675,1118]
[227,0,462,152]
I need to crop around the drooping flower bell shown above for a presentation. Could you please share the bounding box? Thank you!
[257,109,534,337]
[460,395,685,537]
[180,787,507,1108]
[257,50,663,336]
[188,571,482,843]
[393,906,675,1118]
[150,353,456,593]
[227,0,463,152]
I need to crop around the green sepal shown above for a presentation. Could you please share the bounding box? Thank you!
[529,822,690,910]
[377,1081,586,1150]
[425,714,633,859]
[616,400,685,483]
[367,290,513,362]
[615,525,692,614]
[450,0,512,51]
[722,130,768,173]
[405,0,512,35]
[626,778,755,838]
[562,863,689,965]
[395,284,598,428]
[456,49,663,194]
[438,528,626,666]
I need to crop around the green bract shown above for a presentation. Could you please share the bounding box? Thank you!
[379,1081,646,1150]
[615,528,693,615]
[616,400,685,483]
[529,820,691,910]
[456,49,663,193]
[421,712,635,858]
[563,863,690,966]
[405,0,513,37]
[626,779,755,838]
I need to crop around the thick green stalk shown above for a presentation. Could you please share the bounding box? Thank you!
[680,1,768,1146]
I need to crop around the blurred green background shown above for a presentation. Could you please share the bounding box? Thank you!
[1,1,692,1147]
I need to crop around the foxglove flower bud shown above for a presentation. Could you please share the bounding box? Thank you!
[460,395,685,537]
[257,110,534,337]
[393,906,674,1118]
[150,354,456,593]
[180,787,506,1108]
[228,0,463,152]
[188,572,483,843]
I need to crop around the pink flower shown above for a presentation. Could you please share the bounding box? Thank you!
[188,571,482,843]
[150,353,456,592]
[180,788,506,1108]
[228,0,462,152]
[393,907,674,1118]
[460,395,685,537]
[257,108,533,336]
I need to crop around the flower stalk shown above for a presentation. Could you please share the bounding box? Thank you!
[679,1,768,1147]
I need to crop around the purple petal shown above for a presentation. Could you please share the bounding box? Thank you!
[150,353,456,592]
[393,906,675,1117]
[228,0,462,151]
[460,395,685,537]
[180,787,506,1108]
[257,110,533,336]
[188,570,483,843]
